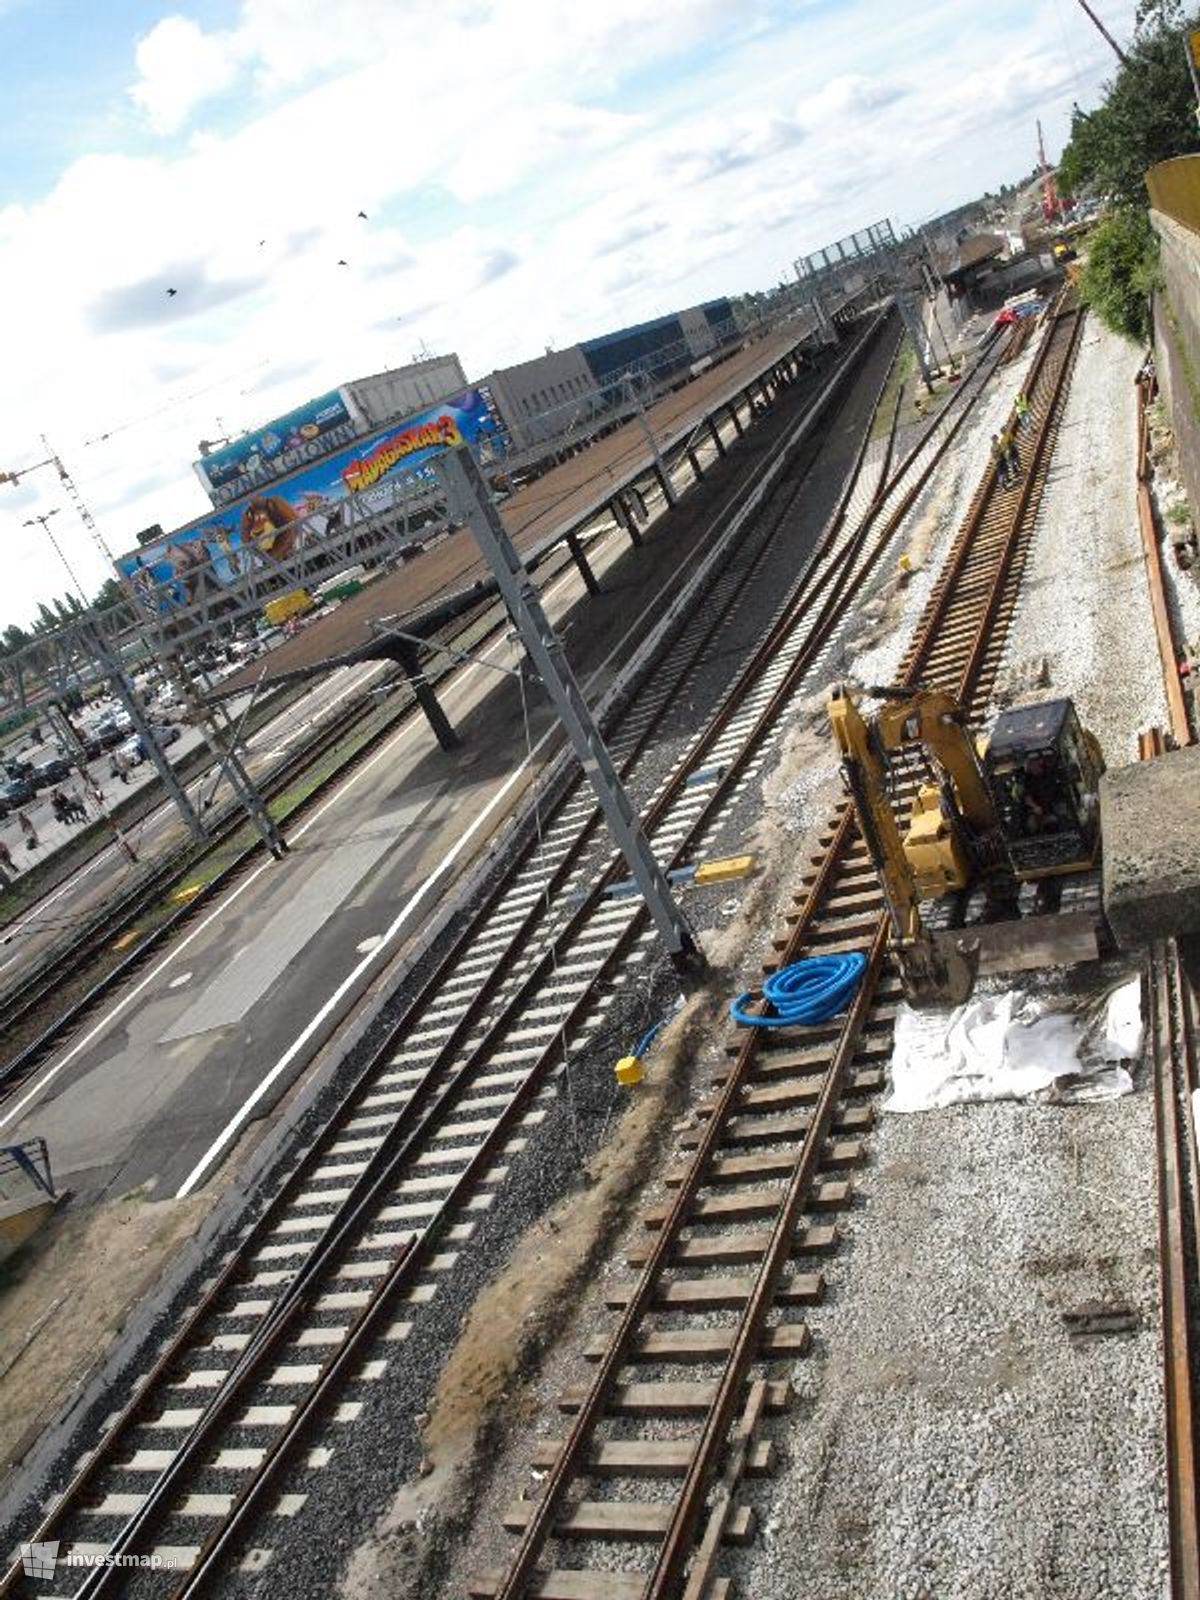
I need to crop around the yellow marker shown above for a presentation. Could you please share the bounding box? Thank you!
[694,854,755,886]
[173,883,203,903]
[614,1055,644,1086]
[898,552,912,573]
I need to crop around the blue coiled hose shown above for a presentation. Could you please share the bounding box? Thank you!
[729,950,867,1028]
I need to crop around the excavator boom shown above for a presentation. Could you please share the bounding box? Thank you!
[828,685,975,1005]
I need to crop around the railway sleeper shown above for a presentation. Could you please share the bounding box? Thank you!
[560,1377,793,1417]
[501,1498,755,1543]
[678,1103,874,1149]
[773,915,880,950]
[712,1045,887,1086]
[791,883,882,913]
[528,1436,776,1478]
[605,1270,824,1313]
[793,870,878,900]
[763,930,874,968]
[666,1139,865,1186]
[697,1066,885,1114]
[724,1009,895,1058]
[583,1322,810,1363]
[641,1177,853,1226]
[626,1221,841,1270]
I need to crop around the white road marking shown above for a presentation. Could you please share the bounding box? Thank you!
[171,748,542,1196]
[0,666,382,979]
[0,507,659,1161]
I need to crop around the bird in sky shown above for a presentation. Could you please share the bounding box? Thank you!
[357,210,368,220]
[337,259,349,267]
[166,287,177,297]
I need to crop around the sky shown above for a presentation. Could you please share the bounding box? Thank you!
[0,0,1139,630]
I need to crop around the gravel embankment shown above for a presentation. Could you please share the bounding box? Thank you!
[1000,322,1166,761]
[409,336,1055,1599]
[730,315,1169,1600]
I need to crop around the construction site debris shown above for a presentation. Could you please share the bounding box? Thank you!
[885,980,1141,1113]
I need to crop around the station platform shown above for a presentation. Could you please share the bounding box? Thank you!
[216,311,847,701]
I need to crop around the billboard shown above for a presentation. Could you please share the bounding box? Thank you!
[120,389,504,613]
[194,389,362,506]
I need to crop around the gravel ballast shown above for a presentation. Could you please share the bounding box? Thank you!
[731,315,1169,1600]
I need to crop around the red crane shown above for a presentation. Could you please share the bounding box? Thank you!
[1038,119,1065,223]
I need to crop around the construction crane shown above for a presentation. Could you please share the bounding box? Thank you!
[1037,119,1067,224]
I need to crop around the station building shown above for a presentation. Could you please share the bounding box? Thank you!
[481,298,737,452]
[119,299,738,571]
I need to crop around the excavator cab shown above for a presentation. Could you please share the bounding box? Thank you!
[982,699,1103,877]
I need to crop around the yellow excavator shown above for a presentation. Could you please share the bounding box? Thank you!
[827,684,1104,1004]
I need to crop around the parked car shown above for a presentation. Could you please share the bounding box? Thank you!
[0,775,34,808]
[33,756,71,788]
[93,720,128,750]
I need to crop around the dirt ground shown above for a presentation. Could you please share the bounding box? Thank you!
[0,1189,209,1476]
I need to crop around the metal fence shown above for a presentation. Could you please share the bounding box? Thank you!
[1148,155,1200,237]
[795,219,897,284]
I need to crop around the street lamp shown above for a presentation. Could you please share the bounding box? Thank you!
[23,507,89,605]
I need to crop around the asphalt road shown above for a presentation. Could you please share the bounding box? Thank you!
[0,657,390,986]
[0,352,840,1209]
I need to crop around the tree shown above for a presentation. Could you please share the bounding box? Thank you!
[93,576,124,611]
[1059,11,1200,206]
[0,623,31,658]
[1080,207,1160,340]
[1136,0,1185,29]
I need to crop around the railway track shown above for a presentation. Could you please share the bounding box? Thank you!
[472,297,1084,1600]
[1138,355,1200,1598]
[0,295,1035,1595]
[0,308,907,1592]
[1148,935,1200,1600]
[0,332,863,1094]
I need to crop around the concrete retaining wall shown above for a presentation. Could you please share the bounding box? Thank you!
[1151,209,1200,522]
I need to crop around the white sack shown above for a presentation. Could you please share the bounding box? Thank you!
[885,980,1140,1114]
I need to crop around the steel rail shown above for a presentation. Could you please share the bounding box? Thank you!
[1149,937,1200,1600]
[108,303,1008,1595]
[1134,371,1192,746]
[0,316,902,1598]
[86,314,903,1597]
[135,322,915,1592]
[640,299,1084,1600]
[0,576,552,1086]
[484,297,1085,1600]
[0,323,893,1095]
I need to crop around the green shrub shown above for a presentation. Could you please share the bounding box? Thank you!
[1079,208,1160,342]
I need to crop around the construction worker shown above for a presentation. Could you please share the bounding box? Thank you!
[1014,392,1032,434]
[991,433,1013,490]
[1005,428,1022,483]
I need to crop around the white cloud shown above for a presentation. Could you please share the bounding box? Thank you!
[0,0,1141,626]
[129,16,246,135]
